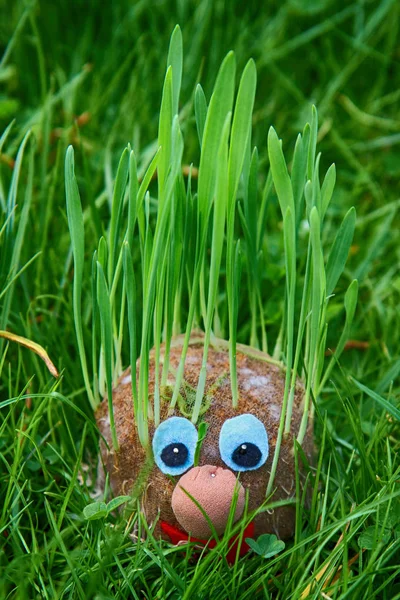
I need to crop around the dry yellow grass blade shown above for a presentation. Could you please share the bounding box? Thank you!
[300,508,355,599]
[0,330,59,378]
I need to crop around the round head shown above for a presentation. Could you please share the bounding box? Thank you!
[96,334,313,541]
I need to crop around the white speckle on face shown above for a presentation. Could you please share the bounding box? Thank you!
[121,374,132,385]
[240,367,254,376]
[241,375,271,392]
[185,354,201,365]
[268,403,281,421]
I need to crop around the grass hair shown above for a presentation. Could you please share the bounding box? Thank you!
[65,28,357,482]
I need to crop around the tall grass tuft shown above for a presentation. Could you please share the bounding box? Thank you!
[65,28,357,476]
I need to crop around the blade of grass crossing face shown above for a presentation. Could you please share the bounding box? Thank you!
[96,262,118,451]
[65,146,96,409]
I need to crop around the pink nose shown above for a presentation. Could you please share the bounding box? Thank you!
[171,465,245,538]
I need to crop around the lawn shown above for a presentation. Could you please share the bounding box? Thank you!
[1,1,400,598]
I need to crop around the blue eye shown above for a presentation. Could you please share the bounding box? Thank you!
[219,414,269,472]
[152,417,198,476]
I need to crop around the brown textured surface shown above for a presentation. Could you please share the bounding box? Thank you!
[96,333,314,540]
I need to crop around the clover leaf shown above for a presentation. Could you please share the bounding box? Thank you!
[245,534,285,559]
[83,495,131,521]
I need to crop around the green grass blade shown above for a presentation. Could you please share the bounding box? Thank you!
[0,133,33,340]
[307,105,318,180]
[127,149,138,244]
[321,163,336,219]
[352,378,400,421]
[298,206,324,444]
[192,112,231,424]
[123,242,138,414]
[65,145,96,409]
[230,239,242,408]
[108,146,129,282]
[0,120,15,211]
[157,66,173,197]
[326,207,356,296]
[228,58,257,203]
[195,84,208,146]
[291,133,306,231]
[167,24,183,116]
[320,279,358,391]
[96,261,118,450]
[268,126,294,217]
[0,130,31,280]
[198,51,236,218]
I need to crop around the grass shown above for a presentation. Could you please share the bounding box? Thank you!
[1,1,400,598]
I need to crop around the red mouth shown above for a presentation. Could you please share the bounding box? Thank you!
[161,520,255,563]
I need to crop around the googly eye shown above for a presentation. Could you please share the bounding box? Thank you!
[152,417,198,476]
[219,414,269,472]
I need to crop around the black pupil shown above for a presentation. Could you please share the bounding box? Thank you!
[231,442,262,468]
[160,443,189,468]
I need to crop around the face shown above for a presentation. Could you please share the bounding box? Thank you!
[152,413,269,538]
[97,336,311,542]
